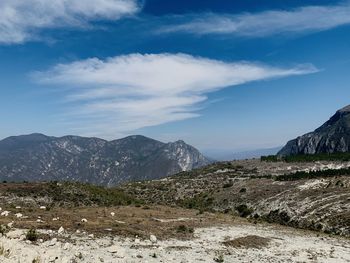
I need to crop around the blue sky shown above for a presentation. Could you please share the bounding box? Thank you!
[0,0,350,156]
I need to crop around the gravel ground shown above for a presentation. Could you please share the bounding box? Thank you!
[0,222,349,263]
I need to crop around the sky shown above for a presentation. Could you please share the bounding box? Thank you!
[0,0,350,157]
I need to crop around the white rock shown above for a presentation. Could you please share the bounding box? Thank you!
[40,206,46,210]
[107,245,119,253]
[107,245,125,258]
[81,218,88,223]
[1,211,10,216]
[63,242,71,250]
[49,238,57,246]
[135,238,141,244]
[88,234,94,238]
[7,222,14,228]
[76,230,81,234]
[15,213,23,218]
[37,219,44,223]
[58,226,64,234]
[110,212,115,217]
[150,235,157,244]
[15,206,21,209]
[49,256,57,262]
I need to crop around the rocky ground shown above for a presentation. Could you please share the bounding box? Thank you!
[121,160,350,237]
[0,214,349,263]
[0,159,349,262]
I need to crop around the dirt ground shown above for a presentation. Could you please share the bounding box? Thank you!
[0,205,242,240]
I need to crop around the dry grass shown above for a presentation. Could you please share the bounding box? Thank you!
[0,205,241,240]
[223,235,271,249]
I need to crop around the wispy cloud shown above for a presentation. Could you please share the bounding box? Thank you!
[33,53,318,138]
[0,0,140,44]
[159,2,350,37]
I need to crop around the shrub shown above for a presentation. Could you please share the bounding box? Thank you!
[26,229,38,242]
[236,204,253,218]
[239,188,247,193]
[176,225,194,234]
[0,225,8,236]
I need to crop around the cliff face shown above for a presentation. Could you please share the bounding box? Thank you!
[278,105,350,156]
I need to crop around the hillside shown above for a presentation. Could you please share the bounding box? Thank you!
[121,159,350,237]
[0,134,210,186]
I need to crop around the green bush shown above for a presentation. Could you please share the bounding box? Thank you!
[276,168,350,181]
[26,229,38,242]
[236,204,253,217]
[176,224,194,233]
[262,152,350,163]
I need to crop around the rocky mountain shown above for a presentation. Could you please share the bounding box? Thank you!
[278,105,350,156]
[0,134,211,186]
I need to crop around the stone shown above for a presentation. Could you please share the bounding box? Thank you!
[15,213,23,218]
[1,211,10,216]
[81,218,88,223]
[107,245,119,253]
[49,238,57,246]
[58,226,64,234]
[40,206,46,210]
[63,242,71,250]
[150,235,157,244]
[110,212,115,217]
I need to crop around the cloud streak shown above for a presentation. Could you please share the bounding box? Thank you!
[33,53,318,137]
[0,0,140,44]
[159,2,350,37]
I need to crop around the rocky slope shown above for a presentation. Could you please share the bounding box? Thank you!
[278,105,350,156]
[0,134,210,186]
[121,159,350,237]
[0,191,348,263]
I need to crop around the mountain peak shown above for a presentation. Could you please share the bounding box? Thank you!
[278,105,350,156]
[338,105,350,113]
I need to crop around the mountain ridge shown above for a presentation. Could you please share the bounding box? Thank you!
[0,133,211,186]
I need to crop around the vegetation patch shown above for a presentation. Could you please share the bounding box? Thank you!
[26,228,38,242]
[261,152,350,163]
[235,204,253,218]
[276,168,350,181]
[223,235,271,249]
[3,181,141,207]
[181,193,214,211]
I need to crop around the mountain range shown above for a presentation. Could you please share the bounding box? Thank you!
[278,105,350,156]
[0,134,210,186]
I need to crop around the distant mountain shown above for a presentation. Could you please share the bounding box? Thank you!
[232,147,282,160]
[278,105,350,156]
[0,134,211,186]
[204,147,282,161]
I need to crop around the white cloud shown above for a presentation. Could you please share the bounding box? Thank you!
[159,2,350,37]
[0,0,140,44]
[33,53,318,138]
